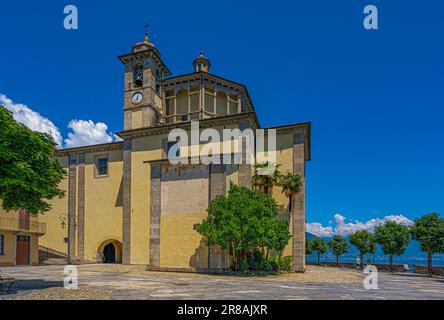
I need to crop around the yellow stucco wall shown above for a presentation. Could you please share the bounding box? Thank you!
[0,231,15,266]
[0,232,39,266]
[160,213,208,268]
[0,207,43,266]
[39,126,300,267]
[255,132,295,257]
[274,133,294,257]
[31,234,39,265]
[39,156,69,254]
[131,135,163,265]
[83,149,123,262]
[40,151,125,262]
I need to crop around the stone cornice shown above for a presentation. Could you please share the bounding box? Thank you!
[265,122,311,161]
[164,72,246,90]
[54,142,124,157]
[116,112,260,140]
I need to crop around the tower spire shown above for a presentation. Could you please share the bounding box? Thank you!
[144,22,150,43]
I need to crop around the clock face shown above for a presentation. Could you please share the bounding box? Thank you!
[132,92,143,105]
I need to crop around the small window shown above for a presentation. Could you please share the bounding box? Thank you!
[97,157,108,176]
[64,237,69,244]
[0,235,4,255]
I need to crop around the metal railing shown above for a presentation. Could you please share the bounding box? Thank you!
[0,216,46,234]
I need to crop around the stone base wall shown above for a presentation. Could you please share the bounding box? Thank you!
[307,261,408,272]
[146,266,230,274]
[413,265,444,276]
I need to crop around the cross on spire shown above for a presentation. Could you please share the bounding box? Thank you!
[144,22,150,42]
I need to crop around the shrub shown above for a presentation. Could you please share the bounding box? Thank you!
[194,185,291,271]
[248,251,271,271]
[239,258,249,272]
[269,260,279,272]
[278,256,292,271]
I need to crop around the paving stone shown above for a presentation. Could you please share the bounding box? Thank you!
[0,264,443,300]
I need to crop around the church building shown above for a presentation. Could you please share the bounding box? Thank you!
[34,32,311,272]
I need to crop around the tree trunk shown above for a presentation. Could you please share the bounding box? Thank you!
[336,255,339,267]
[428,250,433,275]
[232,243,237,271]
[360,254,364,270]
[317,252,320,266]
[389,255,393,272]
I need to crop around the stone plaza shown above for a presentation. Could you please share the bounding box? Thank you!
[1,265,443,300]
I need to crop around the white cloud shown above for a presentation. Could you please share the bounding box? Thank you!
[64,120,115,148]
[1,93,120,149]
[0,93,63,147]
[307,213,413,237]
[306,222,334,238]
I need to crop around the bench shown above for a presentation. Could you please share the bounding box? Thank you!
[0,272,16,294]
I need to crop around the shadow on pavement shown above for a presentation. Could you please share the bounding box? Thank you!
[8,279,63,294]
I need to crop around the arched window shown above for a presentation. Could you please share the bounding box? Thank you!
[204,87,215,113]
[190,86,200,115]
[216,92,227,116]
[155,70,161,92]
[176,90,188,115]
[133,64,143,87]
[229,95,239,115]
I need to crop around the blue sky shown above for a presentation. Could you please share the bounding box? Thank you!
[1,0,443,233]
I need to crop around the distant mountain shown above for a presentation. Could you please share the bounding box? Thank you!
[306,238,444,268]
[306,232,317,240]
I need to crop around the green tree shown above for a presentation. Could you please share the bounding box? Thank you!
[279,172,302,212]
[251,161,281,195]
[193,185,291,271]
[305,238,313,256]
[328,235,349,266]
[311,237,327,265]
[349,231,377,269]
[261,218,291,260]
[410,213,444,274]
[0,106,66,214]
[375,221,411,272]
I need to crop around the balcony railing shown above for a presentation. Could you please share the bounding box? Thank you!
[162,110,219,124]
[0,216,47,235]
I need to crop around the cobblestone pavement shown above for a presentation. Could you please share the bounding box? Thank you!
[0,264,443,300]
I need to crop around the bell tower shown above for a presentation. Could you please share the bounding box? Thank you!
[119,30,171,130]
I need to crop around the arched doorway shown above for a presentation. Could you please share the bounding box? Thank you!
[97,239,122,264]
[103,243,116,263]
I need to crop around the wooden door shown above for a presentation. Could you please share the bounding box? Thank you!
[16,235,30,265]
